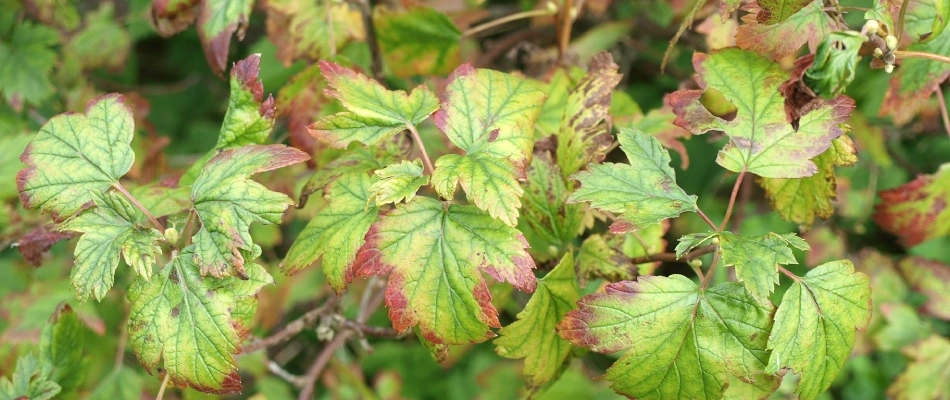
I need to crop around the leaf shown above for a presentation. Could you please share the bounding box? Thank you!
[276,63,328,158]
[0,21,58,109]
[881,16,950,123]
[758,135,857,228]
[804,32,866,99]
[495,252,580,389]
[196,0,255,75]
[873,303,932,351]
[264,0,363,65]
[283,172,379,292]
[897,256,950,320]
[60,191,164,301]
[374,6,461,77]
[557,277,775,399]
[723,374,782,400]
[718,232,810,303]
[0,353,60,400]
[191,144,310,278]
[128,246,273,394]
[432,152,524,226]
[577,223,668,282]
[149,0,200,37]
[534,68,584,137]
[669,49,854,178]
[569,127,697,233]
[629,101,692,169]
[300,140,406,205]
[556,52,621,178]
[87,367,143,400]
[518,153,586,262]
[735,0,837,60]
[15,224,77,267]
[675,231,718,258]
[369,160,429,206]
[931,0,950,43]
[309,61,439,148]
[873,164,950,246]
[0,132,31,200]
[756,0,812,23]
[353,196,536,350]
[39,303,85,392]
[766,260,872,400]
[23,0,80,31]
[18,94,135,219]
[67,3,131,71]
[888,335,950,400]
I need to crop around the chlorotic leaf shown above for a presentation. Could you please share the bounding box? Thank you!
[757,0,812,24]
[873,164,950,246]
[67,3,131,71]
[577,223,668,282]
[369,160,428,206]
[534,68,584,137]
[264,0,363,65]
[0,21,58,109]
[18,94,135,219]
[669,49,854,178]
[60,191,164,302]
[353,197,536,352]
[191,144,310,278]
[374,6,461,77]
[896,256,950,320]
[758,135,857,228]
[39,303,85,392]
[0,132,31,200]
[556,52,621,178]
[196,0,254,75]
[766,260,871,400]
[718,232,810,303]
[15,224,77,267]
[735,0,836,60]
[569,127,697,233]
[309,61,439,148]
[0,353,60,400]
[558,277,775,399]
[675,231,718,259]
[888,335,950,400]
[432,153,523,226]
[283,172,379,292]
[518,153,586,263]
[300,141,407,205]
[128,246,273,394]
[495,252,580,389]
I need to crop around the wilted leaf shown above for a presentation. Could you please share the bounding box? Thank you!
[718,232,810,303]
[556,52,621,178]
[558,277,775,399]
[670,49,854,178]
[873,164,950,246]
[888,335,950,400]
[756,0,812,23]
[369,160,428,206]
[766,260,871,400]
[897,256,950,320]
[0,21,57,109]
[196,0,255,75]
[374,6,461,77]
[15,224,77,267]
[495,252,580,389]
[353,197,536,351]
[149,0,200,37]
[265,0,363,66]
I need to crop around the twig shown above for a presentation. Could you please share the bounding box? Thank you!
[406,124,435,175]
[556,0,575,63]
[628,244,717,264]
[894,50,950,64]
[463,9,556,37]
[242,298,340,355]
[112,182,164,231]
[696,208,719,231]
[352,0,384,82]
[937,86,950,138]
[339,320,403,338]
[268,360,306,387]
[699,251,721,289]
[896,0,910,43]
[719,169,747,231]
[155,373,170,400]
[778,266,802,282]
[662,0,705,72]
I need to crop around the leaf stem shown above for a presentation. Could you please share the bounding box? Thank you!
[936,85,950,138]
[696,208,719,231]
[464,8,557,37]
[896,0,909,44]
[700,251,721,289]
[156,373,170,400]
[778,265,802,282]
[661,0,704,72]
[406,123,436,175]
[718,169,747,231]
[628,244,717,265]
[112,182,164,232]
[175,209,196,249]
[894,50,950,64]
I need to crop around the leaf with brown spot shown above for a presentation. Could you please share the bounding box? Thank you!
[873,164,950,246]
[15,224,77,267]
[735,0,836,60]
[555,52,621,178]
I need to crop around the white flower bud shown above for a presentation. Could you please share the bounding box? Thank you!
[873,47,884,58]
[863,20,880,36]
[885,34,898,50]
[885,63,895,73]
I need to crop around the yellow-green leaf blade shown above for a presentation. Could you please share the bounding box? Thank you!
[369,159,428,206]
[556,52,621,178]
[374,6,461,77]
[719,232,810,303]
[432,153,523,226]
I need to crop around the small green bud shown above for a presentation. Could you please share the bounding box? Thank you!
[688,259,703,269]
[885,34,898,50]
[545,1,557,13]
[164,227,179,244]
[873,47,884,58]
[710,236,721,246]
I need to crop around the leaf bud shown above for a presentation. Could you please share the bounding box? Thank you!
[545,1,558,13]
[885,63,895,73]
[687,259,703,269]
[164,227,179,244]
[710,236,721,246]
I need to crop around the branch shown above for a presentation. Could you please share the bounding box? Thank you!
[463,8,556,37]
[719,168,747,231]
[352,0,384,81]
[696,208,719,231]
[242,298,339,355]
[936,85,950,138]
[112,182,164,232]
[628,244,717,265]
[894,50,950,64]
[778,265,802,282]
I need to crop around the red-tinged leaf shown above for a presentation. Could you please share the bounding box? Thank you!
[757,0,812,23]
[264,0,364,65]
[15,224,77,267]
[196,0,255,75]
[873,166,950,246]
[735,0,836,60]
[556,52,621,178]
[276,64,329,163]
[149,0,199,36]
[897,257,950,320]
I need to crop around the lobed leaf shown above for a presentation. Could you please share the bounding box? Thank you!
[432,153,523,226]
[718,232,810,303]
[369,160,429,206]
[196,0,254,75]
[191,144,310,278]
[374,6,461,77]
[264,0,363,66]
[67,3,131,71]
[518,153,587,263]
[735,0,836,60]
[39,303,85,393]
[556,52,621,178]
[766,260,871,400]
[0,353,60,400]
[872,164,950,246]
[887,335,950,400]
[896,256,950,320]
[0,21,58,109]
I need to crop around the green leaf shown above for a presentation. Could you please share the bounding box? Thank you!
[723,374,782,400]
[196,0,254,75]
[300,141,406,206]
[0,353,60,400]
[0,21,57,108]
[756,0,812,24]
[577,222,668,282]
[926,0,950,43]
[374,6,461,77]
[758,135,857,228]
[873,164,950,246]
[18,94,135,219]
[283,172,379,292]
[0,132,31,200]
[718,232,810,303]
[309,61,438,148]
[804,32,866,98]
[495,252,580,389]
[558,277,775,399]
[369,159,429,206]
[735,0,836,60]
[353,196,536,351]
[60,191,163,301]
[873,303,932,351]
[518,153,587,263]
[556,52,621,178]
[264,0,363,65]
[766,260,871,400]
[569,127,697,233]
[669,48,853,178]
[39,303,85,392]
[675,231,718,259]
[181,54,277,185]
[432,152,523,226]
[66,3,131,71]
[128,246,273,394]
[896,256,950,320]
[22,0,81,31]
[191,144,310,278]
[533,68,584,137]
[87,366,143,400]
[888,335,950,400]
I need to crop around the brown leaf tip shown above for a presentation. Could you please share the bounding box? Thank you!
[231,54,265,102]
